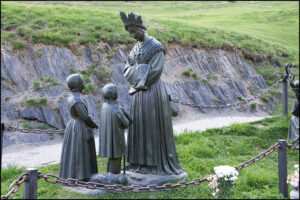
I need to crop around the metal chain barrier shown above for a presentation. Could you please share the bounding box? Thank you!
[170,78,283,110]
[1,173,28,199]
[6,126,64,135]
[234,142,281,171]
[287,144,300,151]
[36,171,210,193]
[1,142,297,198]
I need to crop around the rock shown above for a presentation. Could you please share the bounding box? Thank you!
[1,103,20,120]
[40,85,66,97]
[20,107,63,129]
[89,173,128,185]
[41,107,64,129]
[20,107,46,122]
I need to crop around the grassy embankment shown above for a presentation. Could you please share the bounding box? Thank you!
[1,1,299,82]
[1,115,299,199]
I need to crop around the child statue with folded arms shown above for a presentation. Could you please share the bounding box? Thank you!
[99,83,132,174]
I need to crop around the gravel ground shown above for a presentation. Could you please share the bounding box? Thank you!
[1,114,268,169]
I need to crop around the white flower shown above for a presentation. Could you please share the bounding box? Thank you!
[214,165,239,180]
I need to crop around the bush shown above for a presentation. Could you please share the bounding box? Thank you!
[22,121,33,129]
[261,94,271,102]
[202,79,209,84]
[69,68,76,74]
[192,73,198,80]
[25,97,48,106]
[182,70,191,76]
[83,84,95,94]
[237,96,245,101]
[33,81,41,91]
[250,103,256,109]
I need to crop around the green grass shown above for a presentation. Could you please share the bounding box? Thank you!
[21,120,33,129]
[1,1,298,68]
[1,115,298,199]
[24,98,48,107]
[41,77,60,86]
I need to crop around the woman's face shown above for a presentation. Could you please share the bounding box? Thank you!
[127,26,144,42]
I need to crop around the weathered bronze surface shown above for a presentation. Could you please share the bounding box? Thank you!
[120,11,184,175]
[288,80,299,148]
[59,74,98,181]
[99,83,132,174]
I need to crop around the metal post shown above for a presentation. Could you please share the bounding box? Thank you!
[277,140,288,198]
[282,76,288,115]
[24,168,38,199]
[1,123,4,172]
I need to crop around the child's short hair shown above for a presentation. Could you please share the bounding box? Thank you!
[102,83,118,101]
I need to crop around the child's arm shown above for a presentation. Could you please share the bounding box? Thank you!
[116,108,132,128]
[74,102,98,128]
[120,107,133,124]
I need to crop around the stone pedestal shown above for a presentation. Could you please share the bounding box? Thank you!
[126,171,188,186]
[61,171,188,195]
[89,173,128,185]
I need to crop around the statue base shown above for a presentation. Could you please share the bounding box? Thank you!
[60,171,188,195]
[126,171,188,186]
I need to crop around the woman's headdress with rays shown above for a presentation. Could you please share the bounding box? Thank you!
[120,11,146,31]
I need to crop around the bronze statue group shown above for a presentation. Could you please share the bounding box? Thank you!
[59,11,299,183]
[59,12,183,182]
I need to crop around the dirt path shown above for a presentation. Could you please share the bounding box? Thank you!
[2,115,268,169]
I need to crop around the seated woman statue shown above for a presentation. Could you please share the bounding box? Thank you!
[120,11,184,175]
[59,74,98,181]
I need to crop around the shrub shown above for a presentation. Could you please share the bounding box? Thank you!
[206,73,212,80]
[192,73,198,80]
[202,79,209,84]
[261,94,271,102]
[83,76,91,83]
[41,77,60,86]
[25,98,47,106]
[237,96,245,101]
[182,70,191,76]
[22,121,33,129]
[250,103,256,109]
[37,124,48,130]
[172,110,179,117]
[83,84,95,94]
[69,68,76,74]
[39,98,48,105]
[33,81,41,91]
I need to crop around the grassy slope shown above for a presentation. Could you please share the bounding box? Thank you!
[1,115,299,199]
[1,1,299,67]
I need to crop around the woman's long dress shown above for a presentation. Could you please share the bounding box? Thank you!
[59,92,98,180]
[124,34,183,175]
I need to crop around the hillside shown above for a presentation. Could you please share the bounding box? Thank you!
[1,1,299,132]
[1,1,299,64]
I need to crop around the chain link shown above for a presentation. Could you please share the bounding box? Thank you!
[234,142,280,171]
[170,78,283,110]
[1,142,295,198]
[37,171,210,193]
[1,173,28,199]
[6,126,64,135]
